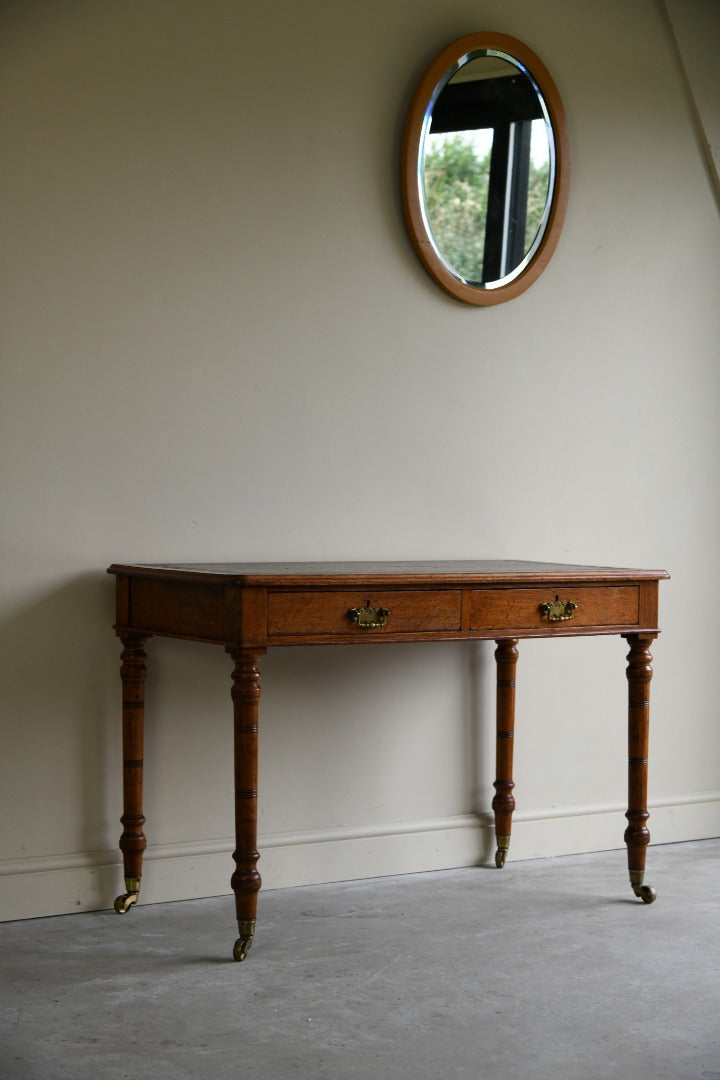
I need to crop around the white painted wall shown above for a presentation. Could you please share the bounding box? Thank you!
[1,0,718,921]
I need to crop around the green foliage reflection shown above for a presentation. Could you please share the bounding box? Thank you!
[423,133,550,283]
[423,135,490,282]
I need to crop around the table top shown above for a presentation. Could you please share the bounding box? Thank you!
[108,560,670,587]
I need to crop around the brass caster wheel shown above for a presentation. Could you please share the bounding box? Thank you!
[233,919,256,961]
[233,937,252,962]
[113,877,140,914]
[495,836,510,869]
[629,870,656,904]
[632,883,657,904]
[114,891,139,914]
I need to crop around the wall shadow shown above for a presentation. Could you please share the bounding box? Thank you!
[0,570,120,869]
[464,640,495,864]
[1,578,497,907]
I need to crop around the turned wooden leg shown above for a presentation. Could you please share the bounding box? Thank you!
[227,646,266,960]
[114,634,149,914]
[492,639,519,868]
[624,633,657,904]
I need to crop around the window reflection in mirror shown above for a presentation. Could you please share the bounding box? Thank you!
[421,54,553,288]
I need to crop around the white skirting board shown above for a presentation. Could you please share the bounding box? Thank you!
[1,792,718,922]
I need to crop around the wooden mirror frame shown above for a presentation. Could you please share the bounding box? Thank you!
[401,32,570,306]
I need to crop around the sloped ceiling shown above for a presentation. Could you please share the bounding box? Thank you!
[664,0,720,204]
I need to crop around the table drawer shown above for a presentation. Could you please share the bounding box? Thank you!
[267,590,462,637]
[469,585,639,631]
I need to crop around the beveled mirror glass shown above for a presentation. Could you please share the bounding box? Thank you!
[401,33,570,305]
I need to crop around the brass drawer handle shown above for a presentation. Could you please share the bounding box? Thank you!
[349,604,390,629]
[539,597,577,623]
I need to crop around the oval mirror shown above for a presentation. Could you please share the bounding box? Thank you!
[401,33,570,305]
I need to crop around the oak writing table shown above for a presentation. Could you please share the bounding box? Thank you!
[107,560,669,960]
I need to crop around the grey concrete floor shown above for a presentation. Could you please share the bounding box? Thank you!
[1,840,719,1080]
